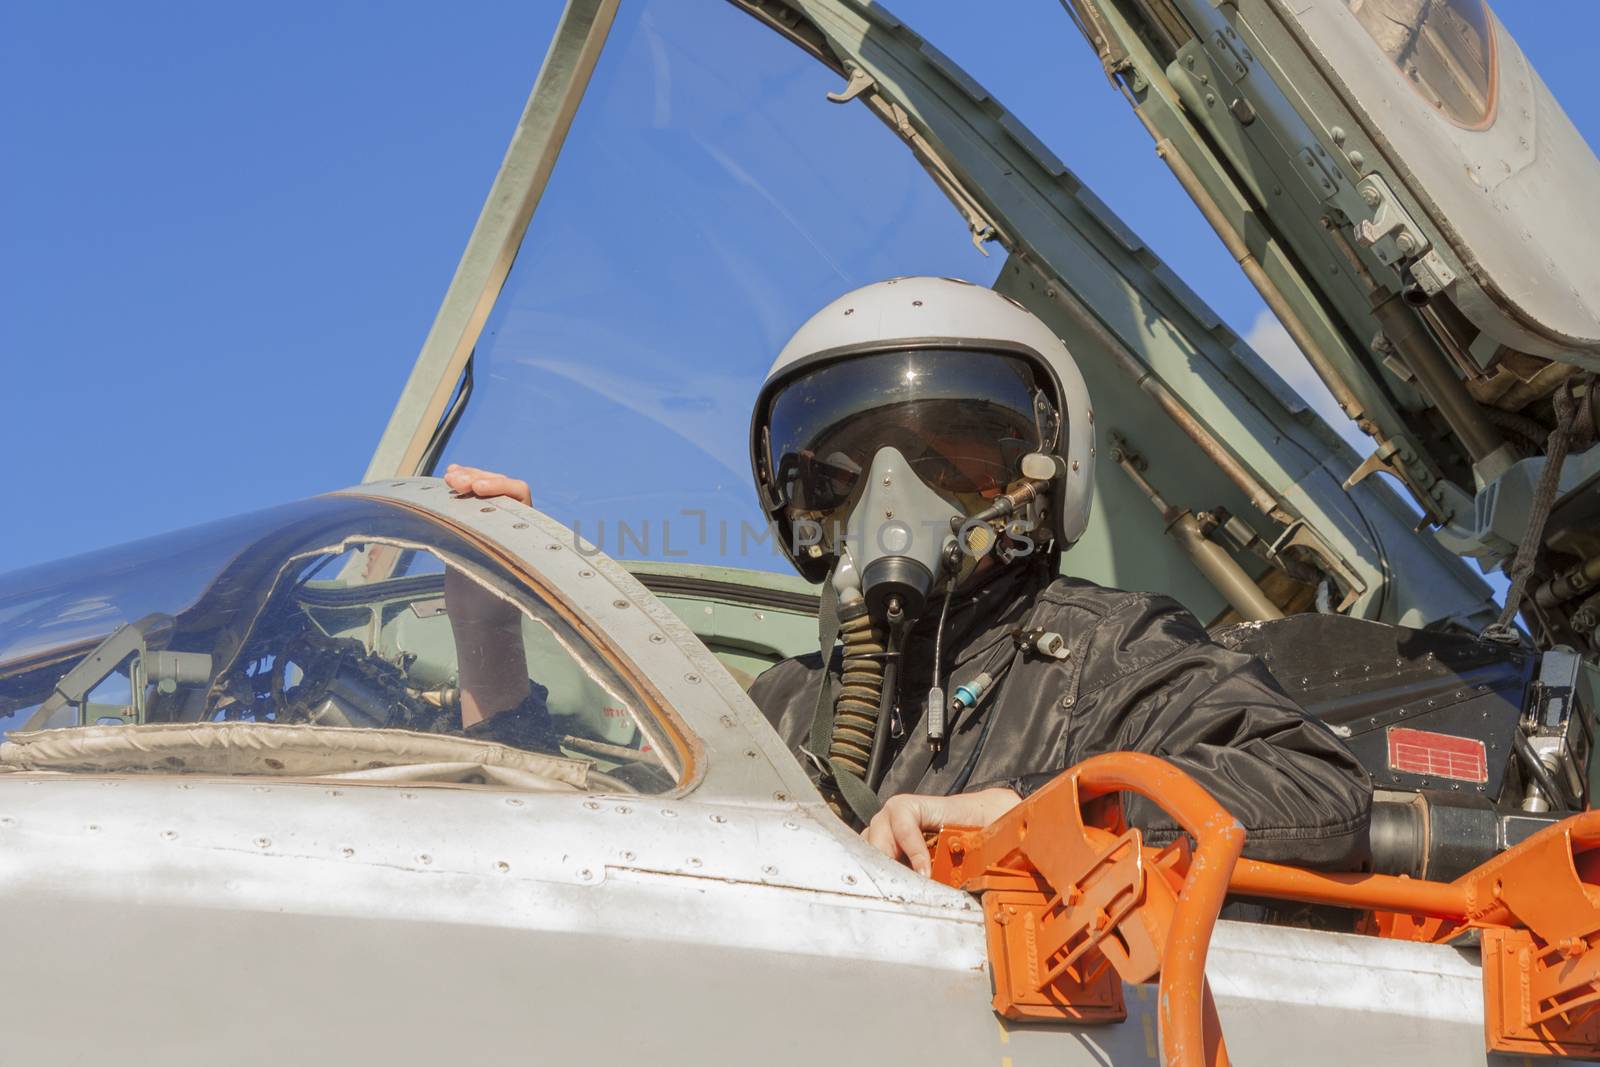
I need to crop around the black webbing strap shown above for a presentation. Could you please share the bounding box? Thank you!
[805,573,841,758]
[1483,375,1596,643]
[829,760,883,827]
[804,571,881,827]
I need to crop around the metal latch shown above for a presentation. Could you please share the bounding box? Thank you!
[826,66,875,104]
[1354,174,1430,265]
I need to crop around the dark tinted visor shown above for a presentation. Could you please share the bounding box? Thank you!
[763,349,1059,517]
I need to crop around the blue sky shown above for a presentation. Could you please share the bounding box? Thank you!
[3,1,1597,574]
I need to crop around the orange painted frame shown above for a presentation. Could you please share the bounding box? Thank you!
[930,755,1600,1064]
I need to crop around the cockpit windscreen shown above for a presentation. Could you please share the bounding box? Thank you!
[0,497,677,792]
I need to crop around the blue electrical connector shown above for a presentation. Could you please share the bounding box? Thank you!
[951,671,994,713]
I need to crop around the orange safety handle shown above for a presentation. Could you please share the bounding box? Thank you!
[1068,753,1245,1067]
[943,752,1245,1067]
[940,755,1600,1063]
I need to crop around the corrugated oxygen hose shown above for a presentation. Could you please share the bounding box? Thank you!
[828,608,886,779]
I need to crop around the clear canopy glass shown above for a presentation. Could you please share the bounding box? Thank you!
[438,0,1000,572]
[0,497,675,791]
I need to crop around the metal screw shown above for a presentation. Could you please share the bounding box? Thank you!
[1361,185,1382,207]
[685,673,701,684]
[578,868,594,881]
[1395,233,1417,255]
[762,865,778,876]
[505,797,523,807]
[615,805,631,814]
[620,850,636,862]
[661,808,679,818]
[495,861,511,873]
[649,633,665,644]
[843,874,858,886]
[512,522,528,530]
[687,857,703,868]
[612,599,629,609]
[160,830,178,841]
[745,749,758,759]
[254,836,270,849]
[417,853,432,866]
[774,791,789,802]
[341,847,355,858]
[710,813,727,824]
[479,506,495,513]
[783,820,799,830]
[578,569,594,578]
[584,800,601,811]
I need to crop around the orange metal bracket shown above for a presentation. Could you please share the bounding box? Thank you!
[929,752,1244,1067]
[929,756,1600,1064]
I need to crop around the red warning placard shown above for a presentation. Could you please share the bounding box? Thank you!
[1387,727,1488,783]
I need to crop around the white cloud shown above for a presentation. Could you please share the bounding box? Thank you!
[1242,308,1368,452]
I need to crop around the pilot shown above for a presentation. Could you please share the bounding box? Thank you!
[447,276,1372,875]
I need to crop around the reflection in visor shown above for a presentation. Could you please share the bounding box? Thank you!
[763,349,1060,520]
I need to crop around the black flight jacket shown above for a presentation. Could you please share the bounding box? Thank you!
[747,564,1373,870]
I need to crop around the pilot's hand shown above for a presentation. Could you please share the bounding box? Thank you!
[861,787,1021,877]
[443,464,532,508]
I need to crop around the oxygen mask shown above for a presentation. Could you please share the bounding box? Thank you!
[760,348,1060,625]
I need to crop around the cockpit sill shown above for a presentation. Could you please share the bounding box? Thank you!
[0,762,975,921]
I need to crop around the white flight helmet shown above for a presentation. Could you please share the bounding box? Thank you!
[750,277,1095,609]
